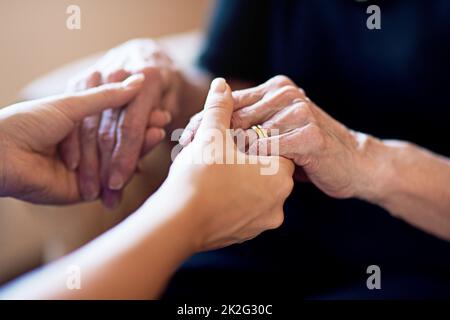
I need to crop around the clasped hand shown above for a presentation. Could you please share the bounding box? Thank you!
[182,75,379,201]
[0,77,294,251]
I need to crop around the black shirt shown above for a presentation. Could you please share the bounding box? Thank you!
[200,0,450,154]
[166,0,450,299]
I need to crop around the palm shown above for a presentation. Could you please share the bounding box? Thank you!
[6,145,80,204]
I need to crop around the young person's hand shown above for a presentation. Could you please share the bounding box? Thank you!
[181,75,377,199]
[158,78,295,251]
[0,74,144,204]
[0,78,294,300]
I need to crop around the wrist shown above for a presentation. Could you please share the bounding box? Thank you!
[134,181,202,257]
[352,133,404,205]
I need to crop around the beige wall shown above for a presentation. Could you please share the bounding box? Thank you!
[0,0,210,106]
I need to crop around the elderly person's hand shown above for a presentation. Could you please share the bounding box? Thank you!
[0,74,144,204]
[181,75,378,200]
[166,78,295,250]
[60,39,181,208]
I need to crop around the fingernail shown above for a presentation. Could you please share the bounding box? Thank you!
[179,129,192,146]
[109,172,124,190]
[210,78,226,93]
[82,183,99,201]
[163,111,172,124]
[122,73,145,88]
[159,128,166,140]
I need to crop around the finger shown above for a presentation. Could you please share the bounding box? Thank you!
[234,128,258,153]
[60,71,101,170]
[141,127,166,156]
[98,70,131,209]
[108,69,164,191]
[232,82,267,110]
[178,111,203,146]
[59,128,80,170]
[78,72,102,201]
[159,70,180,116]
[196,78,234,138]
[148,109,172,128]
[259,101,312,134]
[232,75,296,110]
[36,73,142,150]
[248,124,323,162]
[55,73,145,124]
[231,85,305,129]
[179,79,296,147]
[247,131,288,157]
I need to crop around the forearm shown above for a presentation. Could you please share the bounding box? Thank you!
[359,137,450,240]
[0,188,197,299]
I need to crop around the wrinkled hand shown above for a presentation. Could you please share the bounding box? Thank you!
[0,75,144,204]
[61,39,181,208]
[181,75,374,199]
[164,78,294,251]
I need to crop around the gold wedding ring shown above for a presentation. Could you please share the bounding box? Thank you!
[251,125,269,139]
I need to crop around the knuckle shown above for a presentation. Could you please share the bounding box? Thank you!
[262,119,275,131]
[268,212,285,229]
[81,168,97,181]
[103,68,127,83]
[231,111,243,127]
[114,155,136,174]
[284,178,295,195]
[293,101,312,119]
[306,123,326,150]
[118,122,140,141]
[279,85,303,100]
[98,131,115,151]
[270,75,294,88]
[81,122,98,141]
[141,66,162,81]
[298,87,306,97]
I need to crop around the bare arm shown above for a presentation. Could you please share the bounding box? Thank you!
[361,138,450,240]
[182,75,450,241]
[0,78,294,299]
[0,192,195,299]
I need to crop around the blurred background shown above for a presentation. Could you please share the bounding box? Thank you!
[0,0,210,284]
[0,0,209,106]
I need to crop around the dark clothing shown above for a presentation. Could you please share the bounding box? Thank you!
[165,0,450,299]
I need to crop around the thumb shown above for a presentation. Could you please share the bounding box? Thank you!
[196,78,233,138]
[51,73,145,123]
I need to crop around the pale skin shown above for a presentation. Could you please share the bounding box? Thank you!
[182,75,450,241]
[0,74,147,204]
[0,78,294,299]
